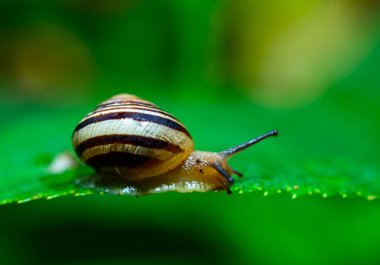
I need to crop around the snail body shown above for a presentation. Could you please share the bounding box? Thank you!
[72,94,278,195]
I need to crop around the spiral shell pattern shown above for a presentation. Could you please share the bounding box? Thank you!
[72,94,194,180]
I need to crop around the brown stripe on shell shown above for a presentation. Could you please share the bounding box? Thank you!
[75,134,184,157]
[86,151,161,169]
[74,112,191,138]
[86,105,180,122]
[96,100,158,110]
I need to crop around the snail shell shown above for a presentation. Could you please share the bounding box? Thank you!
[72,94,194,181]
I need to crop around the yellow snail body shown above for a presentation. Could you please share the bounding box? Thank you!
[72,94,278,195]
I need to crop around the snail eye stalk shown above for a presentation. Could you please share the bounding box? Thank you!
[220,130,278,158]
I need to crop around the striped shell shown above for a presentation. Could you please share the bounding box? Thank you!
[72,94,194,180]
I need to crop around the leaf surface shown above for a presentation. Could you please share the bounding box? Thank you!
[0,91,379,205]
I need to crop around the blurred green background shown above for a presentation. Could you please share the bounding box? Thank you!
[1,0,380,264]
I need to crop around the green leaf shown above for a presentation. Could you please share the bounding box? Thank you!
[1,89,379,205]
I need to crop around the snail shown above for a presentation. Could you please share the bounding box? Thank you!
[72,94,278,195]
